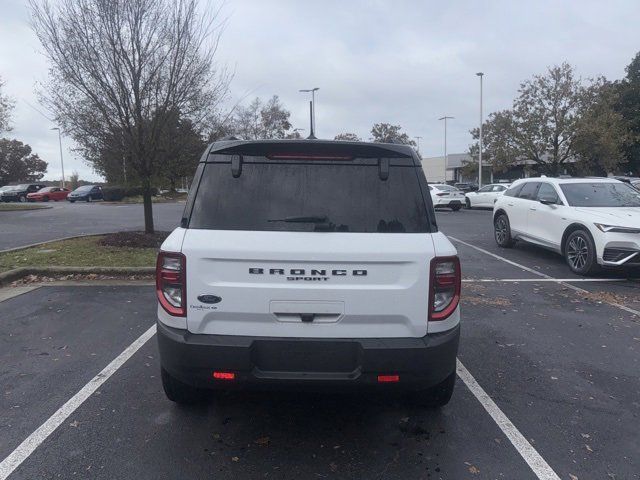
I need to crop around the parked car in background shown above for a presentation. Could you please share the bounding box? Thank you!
[612,176,640,184]
[493,177,640,275]
[454,182,478,193]
[465,183,511,209]
[0,184,47,202]
[27,186,70,202]
[429,184,465,211]
[67,185,103,202]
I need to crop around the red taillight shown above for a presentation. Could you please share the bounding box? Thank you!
[156,251,186,317]
[377,374,400,383]
[428,256,461,321]
[213,371,235,380]
[266,153,354,161]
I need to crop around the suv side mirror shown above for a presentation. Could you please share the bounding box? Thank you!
[539,196,557,205]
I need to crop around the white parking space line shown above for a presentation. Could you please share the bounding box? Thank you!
[463,278,628,283]
[0,287,41,303]
[449,236,556,279]
[0,325,157,480]
[449,236,640,318]
[457,360,561,480]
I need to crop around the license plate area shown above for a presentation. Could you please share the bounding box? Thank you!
[251,340,359,373]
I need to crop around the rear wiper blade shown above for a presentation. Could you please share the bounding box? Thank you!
[268,215,328,223]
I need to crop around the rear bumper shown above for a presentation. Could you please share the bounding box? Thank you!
[157,321,460,392]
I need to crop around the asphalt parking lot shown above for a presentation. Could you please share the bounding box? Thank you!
[1,209,639,479]
[0,202,185,251]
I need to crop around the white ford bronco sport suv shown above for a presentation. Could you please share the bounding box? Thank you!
[156,139,461,407]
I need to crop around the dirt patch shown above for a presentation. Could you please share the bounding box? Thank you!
[462,282,487,294]
[461,282,512,307]
[582,290,640,307]
[463,295,512,307]
[98,231,169,249]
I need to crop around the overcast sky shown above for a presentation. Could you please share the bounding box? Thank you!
[1,0,639,182]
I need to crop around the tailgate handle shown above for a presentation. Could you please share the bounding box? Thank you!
[300,313,315,323]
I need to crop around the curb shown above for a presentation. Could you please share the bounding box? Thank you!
[0,233,112,254]
[0,266,155,287]
[0,205,53,213]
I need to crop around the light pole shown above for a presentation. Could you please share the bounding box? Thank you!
[438,116,454,183]
[414,136,422,154]
[476,72,484,188]
[299,87,319,138]
[51,127,65,188]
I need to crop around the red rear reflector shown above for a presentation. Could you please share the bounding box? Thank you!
[213,371,235,380]
[377,374,400,383]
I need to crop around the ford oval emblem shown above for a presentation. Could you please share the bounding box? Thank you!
[198,294,222,304]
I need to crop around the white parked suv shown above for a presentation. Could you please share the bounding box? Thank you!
[429,184,465,211]
[464,183,511,209]
[156,139,461,407]
[493,177,640,275]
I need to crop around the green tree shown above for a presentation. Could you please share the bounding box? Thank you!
[470,63,624,175]
[157,113,206,191]
[68,170,80,190]
[0,139,48,184]
[334,132,362,141]
[370,123,416,146]
[615,52,640,174]
[573,83,629,175]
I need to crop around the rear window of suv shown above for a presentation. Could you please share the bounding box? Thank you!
[188,156,431,233]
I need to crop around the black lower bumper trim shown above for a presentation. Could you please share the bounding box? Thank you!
[157,321,460,392]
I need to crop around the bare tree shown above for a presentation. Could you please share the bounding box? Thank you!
[29,0,230,233]
[334,132,362,141]
[0,76,14,134]
[231,95,292,140]
[370,123,416,146]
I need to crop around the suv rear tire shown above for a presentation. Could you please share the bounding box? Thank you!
[161,368,207,404]
[451,204,462,212]
[407,371,455,408]
[564,229,598,276]
[494,213,515,248]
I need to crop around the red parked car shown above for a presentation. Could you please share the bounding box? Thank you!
[27,186,70,202]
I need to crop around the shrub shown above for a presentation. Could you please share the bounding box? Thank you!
[102,186,125,201]
[102,186,159,201]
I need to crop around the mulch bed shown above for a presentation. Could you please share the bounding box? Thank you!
[98,231,170,249]
[11,273,154,286]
